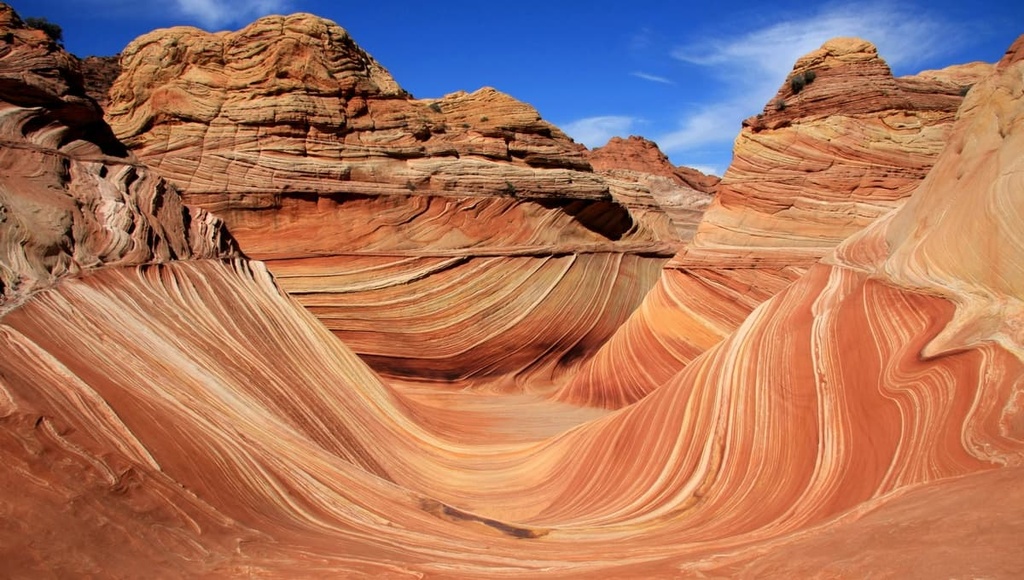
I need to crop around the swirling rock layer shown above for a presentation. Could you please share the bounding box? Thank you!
[3,3,1024,576]
[103,13,688,388]
[555,38,993,408]
[275,253,662,389]
[3,244,1022,577]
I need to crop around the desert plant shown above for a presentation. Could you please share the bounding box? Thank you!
[24,16,63,45]
[789,70,817,94]
[774,99,787,111]
[428,102,442,113]
[503,181,517,195]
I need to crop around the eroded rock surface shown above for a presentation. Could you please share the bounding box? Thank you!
[0,6,235,313]
[555,38,993,408]
[2,3,1023,576]
[104,13,686,390]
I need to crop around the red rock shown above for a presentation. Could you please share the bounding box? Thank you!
[3,2,1024,575]
[554,38,990,409]
[103,13,683,390]
[588,135,720,193]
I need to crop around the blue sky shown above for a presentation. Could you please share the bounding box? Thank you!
[13,0,1023,175]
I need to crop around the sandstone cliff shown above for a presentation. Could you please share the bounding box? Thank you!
[555,38,993,408]
[103,13,686,391]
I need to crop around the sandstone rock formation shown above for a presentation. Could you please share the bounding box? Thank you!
[588,135,718,241]
[0,6,235,313]
[3,2,1024,576]
[103,13,687,391]
[588,135,720,192]
[555,38,993,408]
[79,55,120,108]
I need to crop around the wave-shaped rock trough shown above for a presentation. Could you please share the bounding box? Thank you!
[101,12,698,391]
[2,4,1024,576]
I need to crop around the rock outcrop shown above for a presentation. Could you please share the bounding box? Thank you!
[555,38,993,408]
[588,135,717,241]
[79,55,120,108]
[0,5,235,313]
[588,135,719,193]
[103,13,685,390]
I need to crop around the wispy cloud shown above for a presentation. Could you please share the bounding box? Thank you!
[631,71,675,85]
[629,27,654,52]
[684,164,723,178]
[658,2,961,154]
[560,116,637,148]
[174,0,291,29]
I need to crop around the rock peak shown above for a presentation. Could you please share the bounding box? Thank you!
[746,36,982,129]
[791,36,884,74]
[998,33,1024,69]
[588,135,719,193]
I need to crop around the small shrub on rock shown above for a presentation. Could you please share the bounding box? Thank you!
[25,17,63,45]
[789,70,817,94]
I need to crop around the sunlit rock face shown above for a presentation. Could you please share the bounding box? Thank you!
[554,38,993,409]
[3,1,1024,574]
[103,13,697,391]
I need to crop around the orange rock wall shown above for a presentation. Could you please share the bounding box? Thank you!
[555,38,992,408]
[103,13,684,390]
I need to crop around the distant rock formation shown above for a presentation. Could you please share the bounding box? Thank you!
[79,55,120,108]
[588,135,719,192]
[588,135,718,241]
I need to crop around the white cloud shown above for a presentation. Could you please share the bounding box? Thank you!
[658,2,960,154]
[656,103,748,153]
[174,0,291,29]
[560,116,637,149]
[631,71,675,85]
[683,164,724,178]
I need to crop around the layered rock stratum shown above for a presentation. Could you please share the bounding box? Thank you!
[103,13,695,391]
[588,135,718,241]
[2,3,1023,577]
[554,38,994,408]
[0,6,235,313]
